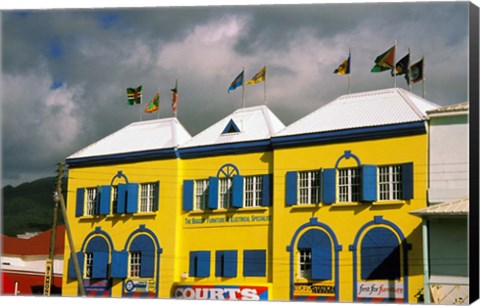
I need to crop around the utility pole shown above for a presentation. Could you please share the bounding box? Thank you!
[47,162,86,296]
[44,163,63,296]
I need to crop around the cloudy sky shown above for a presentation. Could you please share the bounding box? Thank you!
[1,1,473,187]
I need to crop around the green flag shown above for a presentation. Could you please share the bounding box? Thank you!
[127,86,142,105]
[371,46,395,73]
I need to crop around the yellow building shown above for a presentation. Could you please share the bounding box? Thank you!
[62,88,439,302]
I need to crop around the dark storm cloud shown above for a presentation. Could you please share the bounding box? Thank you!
[1,2,472,186]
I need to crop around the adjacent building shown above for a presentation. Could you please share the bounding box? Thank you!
[1,225,65,295]
[61,88,469,303]
[410,102,469,304]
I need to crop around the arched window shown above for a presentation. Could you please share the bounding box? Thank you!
[84,236,109,279]
[297,229,332,281]
[129,235,155,278]
[360,227,400,280]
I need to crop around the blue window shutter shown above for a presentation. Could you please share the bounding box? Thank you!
[75,188,85,217]
[401,162,414,200]
[153,181,160,211]
[208,177,219,209]
[285,172,297,206]
[197,251,211,277]
[111,251,128,278]
[99,186,112,215]
[215,251,224,277]
[126,183,139,213]
[261,174,272,207]
[189,252,197,277]
[68,252,84,279]
[183,180,194,211]
[243,250,266,277]
[361,227,400,280]
[92,252,108,279]
[117,184,127,214]
[223,250,237,277]
[232,175,244,208]
[361,165,377,202]
[140,250,155,278]
[311,248,332,280]
[323,169,336,204]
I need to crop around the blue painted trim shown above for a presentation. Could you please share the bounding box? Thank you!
[66,148,178,167]
[349,216,409,302]
[335,150,362,168]
[178,140,272,159]
[80,227,115,253]
[222,119,241,134]
[110,171,129,185]
[272,121,426,148]
[286,217,342,301]
[216,163,240,178]
[123,225,163,298]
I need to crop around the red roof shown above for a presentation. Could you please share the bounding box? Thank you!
[2,225,65,256]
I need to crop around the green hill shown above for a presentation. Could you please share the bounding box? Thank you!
[2,177,66,237]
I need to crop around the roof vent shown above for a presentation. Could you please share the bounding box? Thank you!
[222,119,241,134]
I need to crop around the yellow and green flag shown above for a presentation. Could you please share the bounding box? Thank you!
[371,46,395,73]
[247,66,266,85]
[145,92,160,113]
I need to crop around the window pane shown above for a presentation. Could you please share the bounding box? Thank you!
[130,252,141,278]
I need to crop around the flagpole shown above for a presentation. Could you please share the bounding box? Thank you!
[264,64,267,105]
[242,67,246,108]
[408,48,412,91]
[348,48,351,94]
[139,97,142,121]
[157,89,161,119]
[393,40,397,88]
[422,57,426,98]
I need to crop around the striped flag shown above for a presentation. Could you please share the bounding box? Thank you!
[127,86,142,105]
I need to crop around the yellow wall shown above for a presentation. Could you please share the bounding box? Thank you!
[176,152,273,285]
[271,134,428,302]
[62,158,181,298]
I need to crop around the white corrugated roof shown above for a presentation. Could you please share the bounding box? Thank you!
[179,105,285,148]
[427,101,469,115]
[67,118,191,159]
[275,88,439,137]
[410,197,469,217]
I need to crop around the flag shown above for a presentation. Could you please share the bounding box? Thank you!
[127,86,142,105]
[371,45,395,73]
[408,58,424,84]
[391,53,409,77]
[171,79,178,113]
[228,70,244,92]
[247,66,266,85]
[144,92,160,113]
[333,54,351,75]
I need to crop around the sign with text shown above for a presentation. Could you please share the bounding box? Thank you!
[184,215,272,226]
[124,279,156,293]
[173,285,269,300]
[294,282,335,297]
[357,281,404,299]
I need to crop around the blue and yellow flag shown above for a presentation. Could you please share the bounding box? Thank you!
[228,70,244,93]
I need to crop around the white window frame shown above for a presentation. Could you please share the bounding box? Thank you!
[84,252,93,279]
[244,176,263,207]
[111,186,118,213]
[338,168,359,203]
[378,165,402,200]
[129,251,141,278]
[219,178,232,209]
[139,183,156,212]
[298,248,312,279]
[85,188,97,216]
[298,171,321,204]
[194,179,209,210]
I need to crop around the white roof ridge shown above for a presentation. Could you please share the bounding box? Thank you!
[396,88,437,119]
